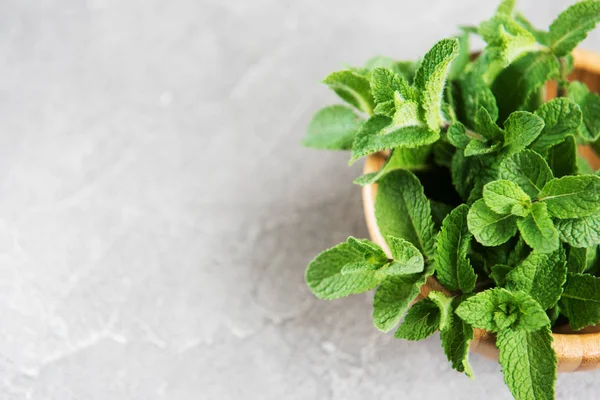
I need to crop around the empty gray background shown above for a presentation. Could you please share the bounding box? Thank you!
[1,0,599,399]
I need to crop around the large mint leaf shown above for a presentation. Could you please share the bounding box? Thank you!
[568,81,600,141]
[350,114,438,163]
[497,327,556,400]
[492,51,560,121]
[502,111,545,155]
[467,199,517,247]
[548,0,600,57]
[440,297,474,378]
[538,175,600,219]
[517,202,559,253]
[455,288,549,332]
[531,98,582,154]
[303,105,363,150]
[306,241,387,300]
[375,170,437,259]
[547,136,578,178]
[556,213,600,248]
[372,265,432,331]
[394,298,440,340]
[483,180,531,216]
[414,38,460,131]
[506,248,567,309]
[354,146,431,186]
[435,205,477,293]
[323,70,375,114]
[498,150,553,199]
[560,272,600,330]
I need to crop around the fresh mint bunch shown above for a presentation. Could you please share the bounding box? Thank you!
[303,1,600,399]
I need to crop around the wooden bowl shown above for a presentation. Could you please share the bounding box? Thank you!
[362,49,600,372]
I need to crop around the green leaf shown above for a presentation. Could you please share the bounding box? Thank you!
[483,180,531,216]
[428,291,454,330]
[498,150,554,198]
[457,71,499,129]
[502,111,545,155]
[394,298,440,340]
[490,264,513,287]
[353,146,430,186]
[370,68,415,105]
[506,248,567,309]
[467,199,518,247]
[385,236,425,275]
[568,81,600,141]
[547,136,578,178]
[479,15,537,68]
[516,202,560,254]
[350,114,438,163]
[555,213,600,248]
[449,32,470,81]
[538,174,600,219]
[452,151,502,202]
[414,38,460,131]
[435,204,477,293]
[323,70,375,114]
[447,122,471,149]
[474,107,504,141]
[560,272,600,330]
[548,0,600,57]
[497,327,556,400]
[440,297,474,378]
[373,100,395,117]
[495,0,516,17]
[303,106,363,150]
[492,51,560,121]
[305,241,387,300]
[566,246,598,274]
[455,288,549,332]
[373,266,432,331]
[375,170,437,259]
[531,98,582,154]
[464,139,501,157]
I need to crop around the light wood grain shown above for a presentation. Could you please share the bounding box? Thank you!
[361,49,600,373]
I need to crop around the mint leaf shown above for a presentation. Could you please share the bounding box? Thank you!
[375,170,437,259]
[506,248,567,309]
[538,175,600,219]
[567,81,600,141]
[502,111,545,155]
[555,213,600,248]
[449,32,470,80]
[346,237,388,264]
[497,327,556,400]
[350,114,438,163]
[303,106,363,150]
[515,12,549,45]
[323,70,375,114]
[435,204,477,293]
[516,202,560,254]
[370,68,416,105]
[394,298,440,340]
[373,265,432,331]
[479,15,536,69]
[548,0,600,57]
[531,98,582,154]
[498,150,553,199]
[457,71,499,128]
[566,246,598,274]
[385,236,425,275]
[464,139,501,157]
[354,146,430,185]
[547,136,578,178]
[428,291,454,330]
[492,51,560,121]
[447,121,471,149]
[373,100,395,117]
[467,199,517,247]
[560,272,600,330]
[483,180,531,216]
[455,288,549,332]
[490,264,513,287]
[306,241,387,300]
[440,296,474,378]
[414,38,460,131]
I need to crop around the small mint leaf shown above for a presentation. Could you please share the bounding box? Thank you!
[498,150,553,199]
[502,111,545,155]
[483,180,531,216]
[303,105,363,150]
[394,298,440,340]
[370,68,415,105]
[384,236,425,275]
[516,202,559,254]
[467,199,517,247]
[323,70,375,114]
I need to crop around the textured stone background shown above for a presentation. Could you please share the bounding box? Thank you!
[1,0,600,399]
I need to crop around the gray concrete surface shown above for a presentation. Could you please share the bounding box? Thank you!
[1,0,600,399]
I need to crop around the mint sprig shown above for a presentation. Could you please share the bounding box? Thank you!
[302,1,600,399]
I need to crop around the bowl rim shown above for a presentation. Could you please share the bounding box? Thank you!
[361,48,600,373]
